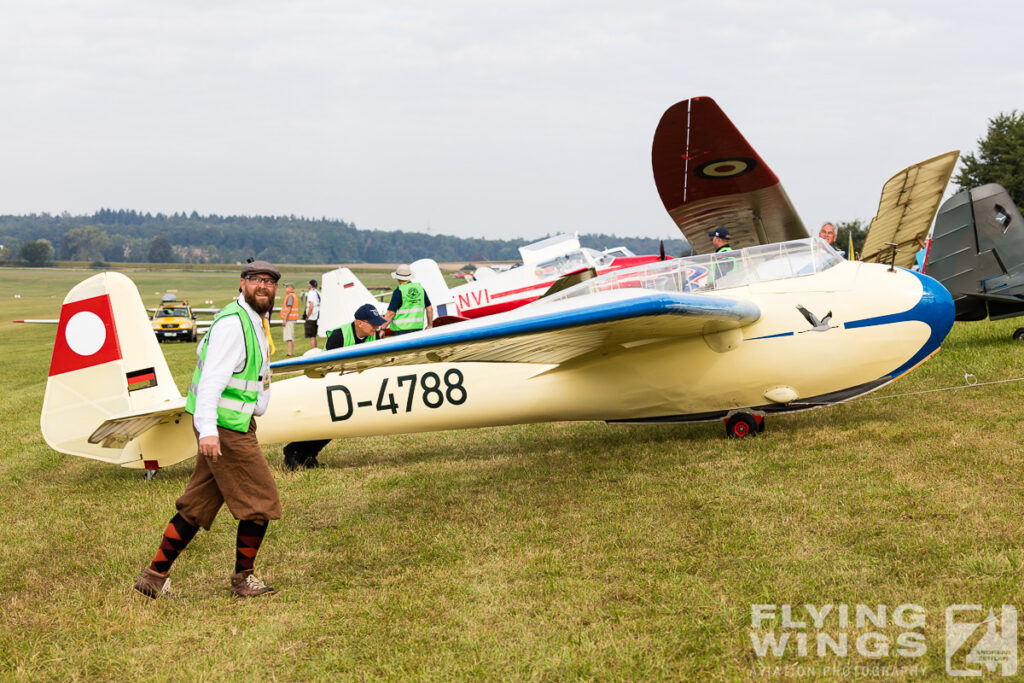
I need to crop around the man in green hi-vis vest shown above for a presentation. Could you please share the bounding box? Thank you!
[282,303,386,470]
[385,263,434,335]
[707,227,737,285]
[134,260,283,600]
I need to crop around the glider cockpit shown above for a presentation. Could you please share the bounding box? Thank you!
[540,237,844,303]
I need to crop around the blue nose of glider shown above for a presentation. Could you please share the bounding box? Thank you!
[892,269,955,378]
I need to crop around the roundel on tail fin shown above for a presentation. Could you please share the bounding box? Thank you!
[48,294,122,376]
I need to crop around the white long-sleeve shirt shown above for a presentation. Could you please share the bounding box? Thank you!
[193,295,271,439]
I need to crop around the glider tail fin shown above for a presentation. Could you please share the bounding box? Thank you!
[41,272,195,470]
[410,258,454,317]
[927,183,1024,321]
[318,267,384,337]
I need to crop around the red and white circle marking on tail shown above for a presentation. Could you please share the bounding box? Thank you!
[65,311,107,356]
[48,294,122,376]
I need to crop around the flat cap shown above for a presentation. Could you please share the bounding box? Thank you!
[240,260,281,281]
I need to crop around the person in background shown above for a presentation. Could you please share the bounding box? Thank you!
[384,264,433,335]
[818,222,846,256]
[304,279,321,349]
[282,303,386,470]
[709,227,732,253]
[278,283,300,357]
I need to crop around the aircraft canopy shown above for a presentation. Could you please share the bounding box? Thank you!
[542,237,844,304]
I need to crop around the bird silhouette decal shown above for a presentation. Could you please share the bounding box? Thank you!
[796,304,836,332]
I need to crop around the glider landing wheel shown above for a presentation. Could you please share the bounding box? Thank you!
[1013,328,1024,342]
[144,469,159,481]
[725,413,761,439]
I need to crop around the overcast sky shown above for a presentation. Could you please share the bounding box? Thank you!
[2,1,1021,241]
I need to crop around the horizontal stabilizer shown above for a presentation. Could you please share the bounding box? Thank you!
[88,403,188,449]
[272,289,760,377]
[954,292,1024,321]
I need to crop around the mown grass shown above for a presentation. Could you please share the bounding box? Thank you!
[1,266,1023,680]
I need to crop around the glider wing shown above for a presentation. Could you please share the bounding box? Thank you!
[271,290,761,377]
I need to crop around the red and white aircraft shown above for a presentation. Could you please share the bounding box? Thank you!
[413,233,667,321]
[314,234,667,335]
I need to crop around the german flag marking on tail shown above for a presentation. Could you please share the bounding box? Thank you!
[126,367,158,392]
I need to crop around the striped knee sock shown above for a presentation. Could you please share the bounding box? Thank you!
[235,520,268,574]
[149,513,199,574]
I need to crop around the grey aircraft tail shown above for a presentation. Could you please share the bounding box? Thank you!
[926,183,1024,321]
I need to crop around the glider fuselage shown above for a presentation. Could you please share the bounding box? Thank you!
[259,254,950,444]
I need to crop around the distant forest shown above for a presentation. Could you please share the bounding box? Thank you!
[0,210,687,265]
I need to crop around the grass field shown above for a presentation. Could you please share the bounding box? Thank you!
[1,266,1023,680]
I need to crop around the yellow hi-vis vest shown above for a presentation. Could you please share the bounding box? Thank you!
[185,301,264,432]
[391,282,427,331]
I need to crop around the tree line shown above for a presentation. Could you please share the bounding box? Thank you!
[0,211,687,267]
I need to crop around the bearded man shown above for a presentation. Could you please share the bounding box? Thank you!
[133,260,282,599]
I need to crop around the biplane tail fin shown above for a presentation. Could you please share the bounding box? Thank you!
[41,272,196,470]
[926,183,1024,321]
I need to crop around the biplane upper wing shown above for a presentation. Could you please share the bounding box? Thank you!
[860,150,960,267]
[652,96,807,254]
[270,289,761,377]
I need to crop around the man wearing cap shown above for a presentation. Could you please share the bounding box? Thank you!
[709,227,733,253]
[384,264,433,335]
[708,228,736,284]
[133,260,282,599]
[304,279,321,349]
[282,303,385,470]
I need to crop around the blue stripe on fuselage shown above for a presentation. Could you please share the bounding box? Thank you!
[843,269,954,378]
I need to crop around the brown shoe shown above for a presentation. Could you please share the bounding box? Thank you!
[230,570,275,597]
[133,567,173,599]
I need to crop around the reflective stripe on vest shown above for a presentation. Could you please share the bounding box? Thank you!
[217,397,257,415]
[391,282,427,331]
[184,301,264,432]
[187,360,262,396]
